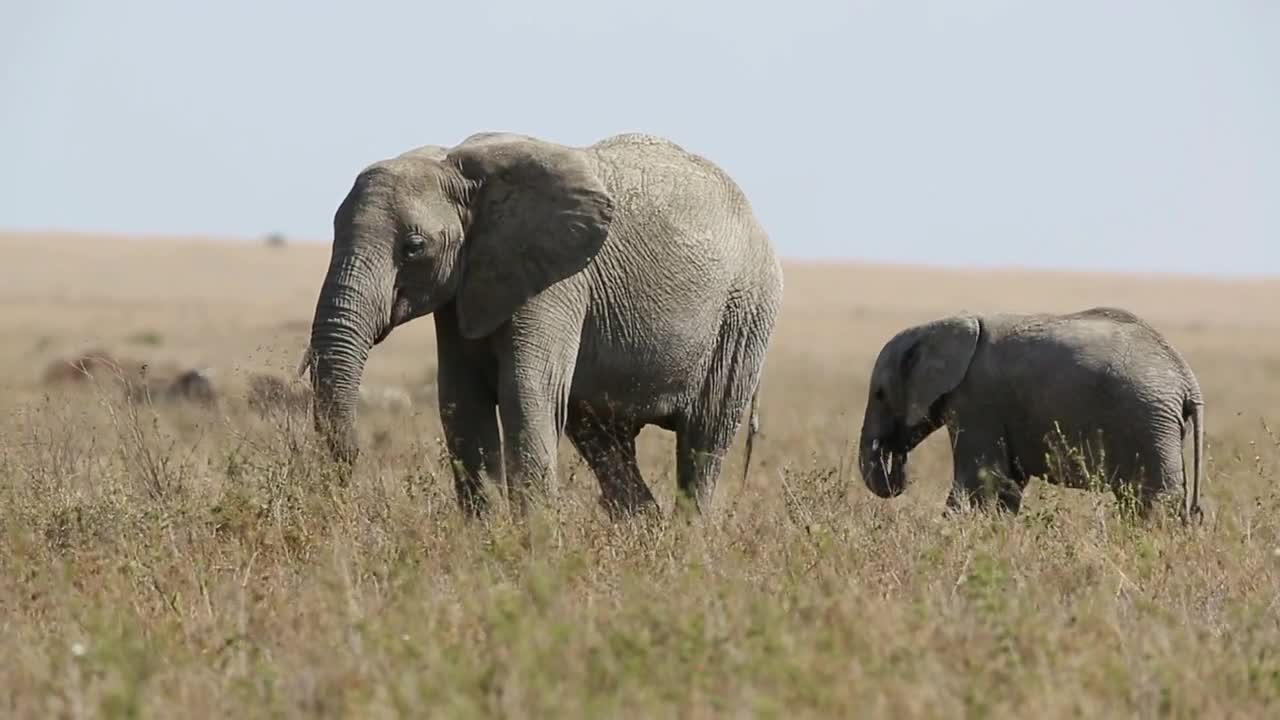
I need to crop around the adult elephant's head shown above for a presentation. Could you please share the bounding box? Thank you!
[858,315,979,498]
[304,134,615,464]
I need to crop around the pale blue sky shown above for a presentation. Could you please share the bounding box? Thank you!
[2,0,1277,275]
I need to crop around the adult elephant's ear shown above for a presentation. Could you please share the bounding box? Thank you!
[901,315,980,427]
[448,137,615,339]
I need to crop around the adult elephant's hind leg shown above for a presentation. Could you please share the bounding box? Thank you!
[675,432,728,514]
[566,410,657,519]
[676,316,769,513]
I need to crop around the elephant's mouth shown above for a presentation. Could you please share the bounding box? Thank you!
[861,419,936,499]
[376,293,413,345]
[864,438,909,498]
[902,420,937,450]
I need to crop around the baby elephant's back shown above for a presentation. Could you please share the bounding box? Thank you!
[987,308,1196,486]
[996,307,1195,403]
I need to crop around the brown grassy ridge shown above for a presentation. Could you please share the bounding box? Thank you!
[1,230,1279,718]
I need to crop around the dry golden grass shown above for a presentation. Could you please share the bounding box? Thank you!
[2,230,1279,718]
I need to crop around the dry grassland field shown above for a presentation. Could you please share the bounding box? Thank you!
[2,230,1280,718]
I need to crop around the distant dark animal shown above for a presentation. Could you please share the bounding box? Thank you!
[164,368,217,405]
[43,349,217,407]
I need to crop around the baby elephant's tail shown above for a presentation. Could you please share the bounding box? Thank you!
[1184,398,1205,525]
[743,383,762,485]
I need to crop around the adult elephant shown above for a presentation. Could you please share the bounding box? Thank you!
[302,132,783,518]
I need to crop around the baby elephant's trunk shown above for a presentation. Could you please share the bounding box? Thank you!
[859,435,908,498]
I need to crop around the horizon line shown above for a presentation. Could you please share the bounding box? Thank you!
[1,227,1274,283]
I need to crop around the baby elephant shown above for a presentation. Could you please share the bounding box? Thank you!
[858,307,1204,520]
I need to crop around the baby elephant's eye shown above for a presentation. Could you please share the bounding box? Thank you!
[401,233,427,261]
[874,387,886,401]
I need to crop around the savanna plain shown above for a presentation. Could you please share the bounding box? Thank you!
[2,231,1280,718]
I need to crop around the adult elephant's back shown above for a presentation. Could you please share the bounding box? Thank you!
[570,134,782,423]
[587,132,780,315]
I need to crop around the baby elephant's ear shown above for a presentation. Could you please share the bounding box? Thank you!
[448,137,614,339]
[901,315,980,427]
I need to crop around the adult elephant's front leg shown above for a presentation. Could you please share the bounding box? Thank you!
[494,299,585,515]
[436,315,502,518]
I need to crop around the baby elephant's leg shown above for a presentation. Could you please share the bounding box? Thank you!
[1120,442,1186,520]
[948,425,1024,514]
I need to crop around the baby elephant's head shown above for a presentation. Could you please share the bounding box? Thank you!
[858,315,979,498]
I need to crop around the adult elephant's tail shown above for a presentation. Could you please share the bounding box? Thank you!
[743,382,762,485]
[1185,399,1205,524]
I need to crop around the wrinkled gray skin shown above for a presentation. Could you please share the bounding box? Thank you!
[304,132,783,517]
[858,307,1204,521]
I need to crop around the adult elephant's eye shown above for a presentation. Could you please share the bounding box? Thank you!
[402,233,427,261]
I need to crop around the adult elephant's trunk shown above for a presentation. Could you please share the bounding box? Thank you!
[307,253,389,464]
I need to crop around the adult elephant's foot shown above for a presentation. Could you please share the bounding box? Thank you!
[597,491,660,523]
